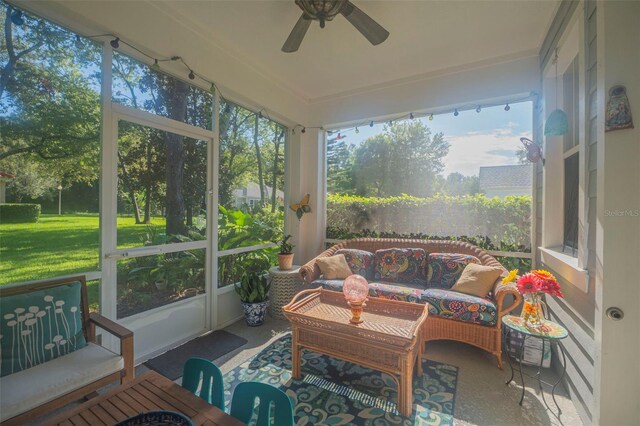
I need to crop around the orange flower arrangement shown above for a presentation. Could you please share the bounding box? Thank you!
[516,269,563,298]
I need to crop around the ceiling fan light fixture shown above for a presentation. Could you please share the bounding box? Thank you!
[283,0,389,52]
[295,0,347,28]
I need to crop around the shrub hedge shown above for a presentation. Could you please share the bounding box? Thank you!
[0,203,41,223]
[327,193,532,249]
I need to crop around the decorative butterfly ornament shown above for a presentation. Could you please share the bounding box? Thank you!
[520,138,544,165]
[290,194,311,219]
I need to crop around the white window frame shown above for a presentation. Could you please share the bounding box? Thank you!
[539,10,589,292]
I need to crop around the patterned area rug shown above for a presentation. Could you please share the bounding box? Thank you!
[223,334,457,426]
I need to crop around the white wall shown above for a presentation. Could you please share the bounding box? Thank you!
[593,1,640,424]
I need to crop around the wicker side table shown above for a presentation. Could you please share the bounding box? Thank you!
[268,266,302,320]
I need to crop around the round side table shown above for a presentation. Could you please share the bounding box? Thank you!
[502,315,568,420]
[268,266,303,320]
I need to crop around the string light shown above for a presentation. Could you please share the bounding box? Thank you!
[10,10,24,25]
[58,19,530,139]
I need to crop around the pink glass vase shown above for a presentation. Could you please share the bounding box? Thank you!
[343,275,369,324]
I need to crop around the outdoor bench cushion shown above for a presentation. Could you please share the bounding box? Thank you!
[421,288,497,326]
[374,248,428,285]
[312,279,498,326]
[313,279,425,304]
[427,253,481,289]
[335,248,375,279]
[0,342,123,422]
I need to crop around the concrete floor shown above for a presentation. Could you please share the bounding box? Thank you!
[40,317,583,426]
[206,318,582,426]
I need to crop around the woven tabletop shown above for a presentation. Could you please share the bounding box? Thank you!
[284,289,427,347]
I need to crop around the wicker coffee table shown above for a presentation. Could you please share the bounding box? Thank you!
[283,288,428,416]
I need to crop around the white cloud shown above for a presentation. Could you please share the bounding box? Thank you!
[443,128,532,177]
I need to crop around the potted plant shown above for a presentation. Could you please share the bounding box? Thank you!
[234,271,271,326]
[277,234,294,270]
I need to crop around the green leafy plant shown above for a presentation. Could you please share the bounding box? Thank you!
[278,234,294,254]
[234,271,271,304]
[0,203,41,223]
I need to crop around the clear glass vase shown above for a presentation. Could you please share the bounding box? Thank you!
[521,293,545,329]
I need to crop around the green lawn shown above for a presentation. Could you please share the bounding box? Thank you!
[0,214,166,307]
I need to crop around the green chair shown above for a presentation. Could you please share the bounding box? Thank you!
[230,382,294,426]
[181,358,224,410]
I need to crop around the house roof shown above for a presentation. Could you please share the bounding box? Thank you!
[0,171,15,180]
[479,165,532,190]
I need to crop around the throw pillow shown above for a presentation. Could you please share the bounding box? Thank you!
[427,253,481,289]
[374,248,427,284]
[336,249,375,279]
[1,281,88,377]
[316,254,353,280]
[451,263,503,298]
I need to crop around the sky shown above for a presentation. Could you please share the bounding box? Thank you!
[337,101,533,177]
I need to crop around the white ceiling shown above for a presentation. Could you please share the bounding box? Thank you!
[34,0,558,102]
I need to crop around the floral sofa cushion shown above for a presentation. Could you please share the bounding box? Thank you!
[374,248,427,285]
[335,249,375,279]
[427,253,481,289]
[313,279,424,304]
[420,288,497,326]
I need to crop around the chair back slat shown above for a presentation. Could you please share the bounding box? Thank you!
[181,358,224,409]
[230,381,294,426]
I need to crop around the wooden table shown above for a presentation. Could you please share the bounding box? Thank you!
[45,371,243,426]
[283,288,428,417]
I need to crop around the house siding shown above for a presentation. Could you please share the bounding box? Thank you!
[536,1,597,424]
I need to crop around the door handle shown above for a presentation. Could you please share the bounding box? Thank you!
[606,307,624,321]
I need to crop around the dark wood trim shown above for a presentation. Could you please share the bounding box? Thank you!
[90,313,134,339]
[540,0,580,70]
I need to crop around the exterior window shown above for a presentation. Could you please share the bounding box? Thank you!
[563,153,579,254]
[562,56,580,256]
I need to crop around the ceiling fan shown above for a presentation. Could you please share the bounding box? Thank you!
[282,0,389,53]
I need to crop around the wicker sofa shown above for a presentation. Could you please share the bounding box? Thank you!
[300,238,522,368]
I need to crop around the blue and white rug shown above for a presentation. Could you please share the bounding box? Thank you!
[223,334,457,425]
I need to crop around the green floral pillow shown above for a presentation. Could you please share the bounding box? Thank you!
[1,281,87,377]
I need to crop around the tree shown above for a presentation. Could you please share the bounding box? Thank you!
[0,4,102,203]
[326,134,354,194]
[441,172,480,196]
[352,121,449,197]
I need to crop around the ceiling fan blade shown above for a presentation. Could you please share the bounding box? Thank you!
[341,1,389,46]
[282,14,312,53]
